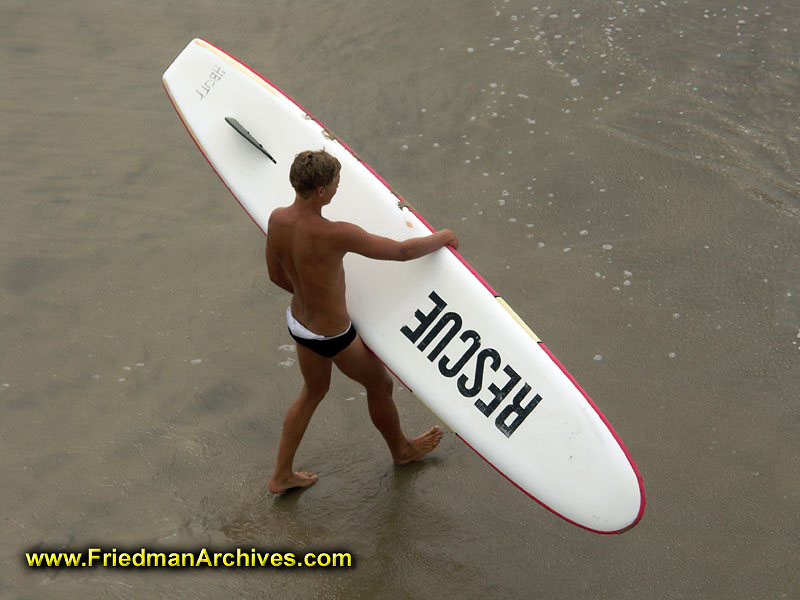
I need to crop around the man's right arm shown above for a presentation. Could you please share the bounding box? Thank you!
[334,222,458,262]
[398,228,459,259]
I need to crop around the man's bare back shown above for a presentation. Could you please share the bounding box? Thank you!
[266,150,457,494]
[267,174,351,336]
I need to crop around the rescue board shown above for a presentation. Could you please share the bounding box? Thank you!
[163,39,645,533]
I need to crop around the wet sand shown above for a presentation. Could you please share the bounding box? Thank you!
[2,1,798,598]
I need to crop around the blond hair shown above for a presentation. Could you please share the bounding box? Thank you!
[289,150,341,198]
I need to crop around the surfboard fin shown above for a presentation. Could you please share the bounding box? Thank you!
[224,117,277,164]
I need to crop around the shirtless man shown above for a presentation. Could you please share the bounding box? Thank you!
[266,150,459,494]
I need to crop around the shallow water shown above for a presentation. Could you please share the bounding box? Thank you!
[2,1,798,598]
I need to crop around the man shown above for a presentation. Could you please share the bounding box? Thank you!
[266,150,459,493]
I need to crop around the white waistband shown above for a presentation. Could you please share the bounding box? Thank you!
[286,307,351,341]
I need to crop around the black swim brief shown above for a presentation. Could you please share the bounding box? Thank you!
[288,323,358,358]
[286,307,358,358]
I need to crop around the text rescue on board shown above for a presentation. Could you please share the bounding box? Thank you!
[401,291,543,438]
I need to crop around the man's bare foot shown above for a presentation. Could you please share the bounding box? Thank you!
[393,426,442,465]
[268,471,318,494]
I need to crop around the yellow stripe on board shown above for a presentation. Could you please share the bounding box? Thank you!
[496,298,541,343]
[194,39,282,99]
[163,82,207,155]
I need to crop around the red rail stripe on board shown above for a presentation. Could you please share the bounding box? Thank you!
[539,343,646,527]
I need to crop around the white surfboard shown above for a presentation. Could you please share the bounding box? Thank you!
[163,39,645,533]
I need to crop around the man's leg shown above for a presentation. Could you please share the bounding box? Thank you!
[333,335,442,464]
[268,344,332,493]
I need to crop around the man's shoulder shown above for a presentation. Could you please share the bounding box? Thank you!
[323,219,357,233]
[322,220,367,244]
[268,205,288,227]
